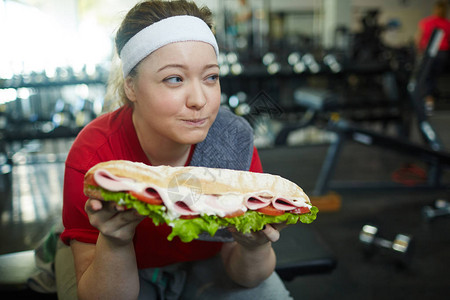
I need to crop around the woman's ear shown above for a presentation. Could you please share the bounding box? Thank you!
[124,77,137,102]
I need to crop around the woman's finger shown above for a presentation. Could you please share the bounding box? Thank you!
[116,208,146,224]
[86,199,125,215]
[85,199,103,214]
[271,222,289,233]
[85,200,124,228]
[262,224,280,242]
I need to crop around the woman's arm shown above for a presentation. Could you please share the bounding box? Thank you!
[220,224,285,288]
[219,147,283,287]
[71,199,145,300]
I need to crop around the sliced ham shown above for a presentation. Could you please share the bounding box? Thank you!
[245,194,272,210]
[173,201,197,215]
[272,197,309,211]
[142,187,161,200]
[93,169,137,192]
[204,194,246,216]
[94,169,164,201]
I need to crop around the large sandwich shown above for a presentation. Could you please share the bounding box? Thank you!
[84,160,318,242]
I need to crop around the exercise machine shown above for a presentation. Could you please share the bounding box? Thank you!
[276,28,450,195]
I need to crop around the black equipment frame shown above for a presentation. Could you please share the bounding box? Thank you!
[313,28,449,195]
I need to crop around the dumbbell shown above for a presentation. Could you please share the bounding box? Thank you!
[287,52,306,74]
[262,52,281,75]
[302,53,320,73]
[422,199,450,222]
[323,54,342,73]
[359,224,413,265]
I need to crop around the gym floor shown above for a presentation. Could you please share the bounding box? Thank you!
[0,107,449,299]
[259,110,450,299]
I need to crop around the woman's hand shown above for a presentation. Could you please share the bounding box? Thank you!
[221,223,288,288]
[73,199,144,300]
[229,222,288,249]
[84,199,145,246]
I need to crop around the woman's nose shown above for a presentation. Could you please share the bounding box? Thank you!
[186,80,207,109]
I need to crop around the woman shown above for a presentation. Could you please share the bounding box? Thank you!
[57,1,292,299]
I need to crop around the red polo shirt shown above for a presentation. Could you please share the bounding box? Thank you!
[418,15,450,51]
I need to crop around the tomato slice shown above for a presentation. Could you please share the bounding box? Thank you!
[129,190,163,205]
[256,204,284,216]
[85,174,98,186]
[224,210,245,218]
[290,206,311,214]
[180,214,201,219]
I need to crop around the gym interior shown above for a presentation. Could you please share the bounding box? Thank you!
[0,0,449,299]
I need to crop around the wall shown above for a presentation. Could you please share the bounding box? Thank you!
[267,0,435,47]
[351,0,435,46]
[236,0,434,47]
[6,0,441,62]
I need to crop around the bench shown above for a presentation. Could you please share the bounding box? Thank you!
[0,250,38,291]
[273,223,336,281]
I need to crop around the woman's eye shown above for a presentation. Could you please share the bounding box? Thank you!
[206,74,219,82]
[164,76,182,84]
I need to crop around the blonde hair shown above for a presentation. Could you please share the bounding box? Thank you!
[103,52,124,112]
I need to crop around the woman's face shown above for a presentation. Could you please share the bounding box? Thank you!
[125,41,221,146]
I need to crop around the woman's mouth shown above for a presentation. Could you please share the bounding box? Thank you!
[182,118,208,126]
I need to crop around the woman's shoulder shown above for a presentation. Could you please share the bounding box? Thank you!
[215,106,252,131]
[65,106,132,171]
[76,107,127,143]
[190,107,254,170]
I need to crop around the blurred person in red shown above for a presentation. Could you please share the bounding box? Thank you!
[416,0,450,114]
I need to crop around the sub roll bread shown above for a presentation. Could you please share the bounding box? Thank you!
[84,160,318,242]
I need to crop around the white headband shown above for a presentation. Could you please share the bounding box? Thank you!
[120,15,219,77]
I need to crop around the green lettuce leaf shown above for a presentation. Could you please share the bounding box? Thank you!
[167,215,224,242]
[92,186,319,242]
[98,188,167,225]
